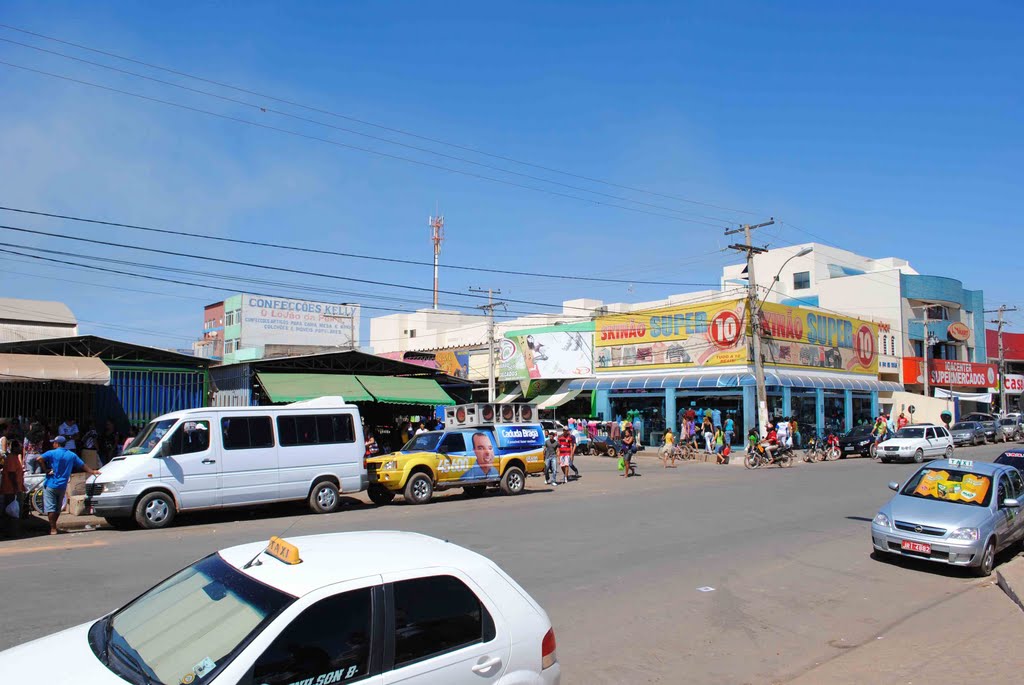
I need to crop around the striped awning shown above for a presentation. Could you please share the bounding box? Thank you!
[534,382,583,409]
[568,369,904,393]
[494,387,522,404]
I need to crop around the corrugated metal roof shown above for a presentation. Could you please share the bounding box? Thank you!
[0,298,76,326]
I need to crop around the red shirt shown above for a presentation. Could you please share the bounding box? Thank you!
[557,433,575,456]
[766,430,778,444]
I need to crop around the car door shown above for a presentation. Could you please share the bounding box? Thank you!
[382,571,512,685]
[159,419,220,510]
[994,473,1017,550]
[922,427,937,456]
[436,432,470,484]
[1006,469,1024,544]
[235,583,383,685]
[219,415,279,505]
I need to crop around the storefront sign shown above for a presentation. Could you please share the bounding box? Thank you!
[758,302,879,375]
[902,358,998,389]
[498,327,593,381]
[947,322,971,342]
[240,295,359,348]
[594,299,748,373]
[1004,374,1024,394]
[879,358,900,371]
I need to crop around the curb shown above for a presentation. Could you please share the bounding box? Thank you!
[995,554,1024,613]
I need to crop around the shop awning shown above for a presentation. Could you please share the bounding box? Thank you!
[355,375,456,406]
[494,387,522,404]
[256,373,374,403]
[0,354,109,384]
[533,382,583,409]
[569,370,904,393]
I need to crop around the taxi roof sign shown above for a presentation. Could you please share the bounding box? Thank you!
[948,458,974,469]
[266,536,302,565]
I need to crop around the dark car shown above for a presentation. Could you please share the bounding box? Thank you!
[994,449,1024,474]
[839,424,876,457]
[961,412,998,441]
[950,421,987,446]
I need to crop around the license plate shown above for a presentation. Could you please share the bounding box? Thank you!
[901,540,931,554]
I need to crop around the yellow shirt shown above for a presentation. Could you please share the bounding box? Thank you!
[664,431,675,446]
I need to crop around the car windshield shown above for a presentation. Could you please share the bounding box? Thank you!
[951,422,976,430]
[900,468,993,507]
[402,432,442,452]
[846,425,873,437]
[895,428,925,439]
[999,419,1016,426]
[94,554,293,685]
[122,419,177,456]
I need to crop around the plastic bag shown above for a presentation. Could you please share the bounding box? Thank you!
[4,498,19,519]
[617,456,625,471]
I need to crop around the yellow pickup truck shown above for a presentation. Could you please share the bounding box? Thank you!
[366,424,545,505]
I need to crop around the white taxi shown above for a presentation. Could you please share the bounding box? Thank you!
[0,532,560,685]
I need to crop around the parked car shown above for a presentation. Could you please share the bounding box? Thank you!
[950,421,987,446]
[87,397,367,529]
[877,424,954,463]
[961,412,998,441]
[994,449,1024,475]
[996,417,1022,442]
[839,424,876,457]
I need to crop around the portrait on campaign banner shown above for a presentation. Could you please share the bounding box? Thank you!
[594,299,748,373]
[758,302,879,375]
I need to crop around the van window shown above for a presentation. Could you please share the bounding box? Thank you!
[166,420,211,456]
[278,414,356,447]
[221,417,274,450]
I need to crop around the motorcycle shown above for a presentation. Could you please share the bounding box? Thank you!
[744,441,794,469]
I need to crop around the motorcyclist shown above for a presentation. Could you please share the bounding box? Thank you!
[761,421,779,460]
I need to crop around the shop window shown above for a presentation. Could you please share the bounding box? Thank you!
[793,271,811,290]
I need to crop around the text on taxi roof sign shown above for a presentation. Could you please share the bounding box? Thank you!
[266,536,302,565]
[948,458,974,469]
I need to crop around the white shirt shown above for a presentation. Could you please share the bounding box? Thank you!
[58,422,79,450]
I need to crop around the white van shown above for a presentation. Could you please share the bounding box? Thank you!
[87,397,366,529]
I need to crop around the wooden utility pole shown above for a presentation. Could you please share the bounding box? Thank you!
[987,305,1018,414]
[470,287,505,402]
[726,219,774,435]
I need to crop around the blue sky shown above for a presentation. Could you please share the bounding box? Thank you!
[1,1,1021,348]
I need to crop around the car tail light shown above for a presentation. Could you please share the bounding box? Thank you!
[541,627,557,670]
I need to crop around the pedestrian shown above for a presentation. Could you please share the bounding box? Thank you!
[897,412,909,430]
[2,436,25,535]
[790,417,801,449]
[414,422,428,436]
[363,433,379,458]
[621,423,637,477]
[36,436,101,535]
[702,416,714,453]
[661,426,676,468]
[724,415,735,448]
[712,407,722,430]
[777,417,792,449]
[98,419,120,466]
[57,416,80,454]
[715,427,729,464]
[885,413,896,437]
[557,426,575,483]
[543,431,560,486]
[80,420,100,470]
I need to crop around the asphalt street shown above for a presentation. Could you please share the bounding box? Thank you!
[1,442,1021,684]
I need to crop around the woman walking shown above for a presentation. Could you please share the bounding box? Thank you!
[702,417,714,453]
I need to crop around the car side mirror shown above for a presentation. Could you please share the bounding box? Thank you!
[1003,498,1020,509]
[158,441,171,458]
[888,481,899,492]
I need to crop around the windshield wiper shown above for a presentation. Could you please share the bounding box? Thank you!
[109,640,158,685]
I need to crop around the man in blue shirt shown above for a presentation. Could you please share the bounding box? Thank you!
[724,416,735,447]
[712,408,722,429]
[38,436,101,535]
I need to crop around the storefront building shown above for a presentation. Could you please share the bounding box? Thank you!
[568,298,901,445]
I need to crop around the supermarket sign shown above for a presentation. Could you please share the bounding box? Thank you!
[903,358,998,389]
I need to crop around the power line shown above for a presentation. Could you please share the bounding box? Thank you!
[0,59,731,229]
[0,205,723,288]
[0,37,743,228]
[0,22,763,218]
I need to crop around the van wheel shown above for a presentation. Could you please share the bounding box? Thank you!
[134,491,175,529]
[500,466,526,495]
[104,517,135,531]
[368,486,395,506]
[913,449,924,463]
[309,480,340,514]
[404,473,433,504]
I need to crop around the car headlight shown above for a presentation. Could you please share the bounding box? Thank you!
[858,440,870,446]
[382,460,398,470]
[873,512,891,528]
[949,527,980,541]
[101,481,127,493]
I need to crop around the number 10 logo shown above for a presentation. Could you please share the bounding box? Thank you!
[854,325,875,367]
[710,311,741,348]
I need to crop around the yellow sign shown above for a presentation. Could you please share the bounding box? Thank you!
[758,302,879,375]
[914,469,991,504]
[594,299,748,373]
[266,536,302,565]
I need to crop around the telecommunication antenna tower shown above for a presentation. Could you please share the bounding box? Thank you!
[429,211,445,309]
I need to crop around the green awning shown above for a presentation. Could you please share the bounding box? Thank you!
[355,375,456,406]
[256,373,374,403]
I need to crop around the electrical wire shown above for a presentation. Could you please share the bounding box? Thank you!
[0,22,765,218]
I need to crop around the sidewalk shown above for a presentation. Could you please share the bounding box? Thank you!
[784,556,1024,684]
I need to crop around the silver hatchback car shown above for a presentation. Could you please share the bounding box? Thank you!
[871,459,1024,576]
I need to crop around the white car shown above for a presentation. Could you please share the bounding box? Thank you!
[0,532,561,685]
[877,424,954,463]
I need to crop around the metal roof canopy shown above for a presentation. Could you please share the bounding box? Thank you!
[232,349,473,387]
[0,335,209,367]
[0,298,77,326]
[0,353,109,384]
[355,375,456,406]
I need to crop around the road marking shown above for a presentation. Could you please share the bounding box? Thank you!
[0,539,109,557]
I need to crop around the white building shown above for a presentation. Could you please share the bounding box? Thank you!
[0,298,79,343]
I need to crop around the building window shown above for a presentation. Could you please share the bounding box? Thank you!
[925,305,949,321]
[409,329,416,338]
[793,271,811,290]
[224,339,239,353]
[912,340,924,358]
[881,336,888,356]
[890,336,896,355]
[966,346,974,362]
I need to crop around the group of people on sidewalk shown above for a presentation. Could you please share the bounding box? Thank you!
[542,426,582,485]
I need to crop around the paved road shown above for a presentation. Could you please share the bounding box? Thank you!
[1,443,1020,683]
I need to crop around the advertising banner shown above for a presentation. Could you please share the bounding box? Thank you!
[758,302,879,375]
[1004,374,1024,395]
[903,358,998,389]
[240,294,359,348]
[498,327,593,381]
[594,299,748,373]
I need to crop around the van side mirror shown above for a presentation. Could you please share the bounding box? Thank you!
[888,481,899,492]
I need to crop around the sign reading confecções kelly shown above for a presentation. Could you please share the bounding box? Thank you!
[757,302,879,375]
[240,295,360,348]
[594,299,749,372]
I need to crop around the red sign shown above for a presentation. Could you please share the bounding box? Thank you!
[947,322,971,342]
[709,310,742,348]
[902,358,998,389]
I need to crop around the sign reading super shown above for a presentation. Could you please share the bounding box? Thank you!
[759,302,878,374]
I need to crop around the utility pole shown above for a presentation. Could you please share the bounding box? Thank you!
[470,287,505,402]
[726,219,774,435]
[987,305,1018,414]
[429,211,445,310]
[922,308,930,400]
